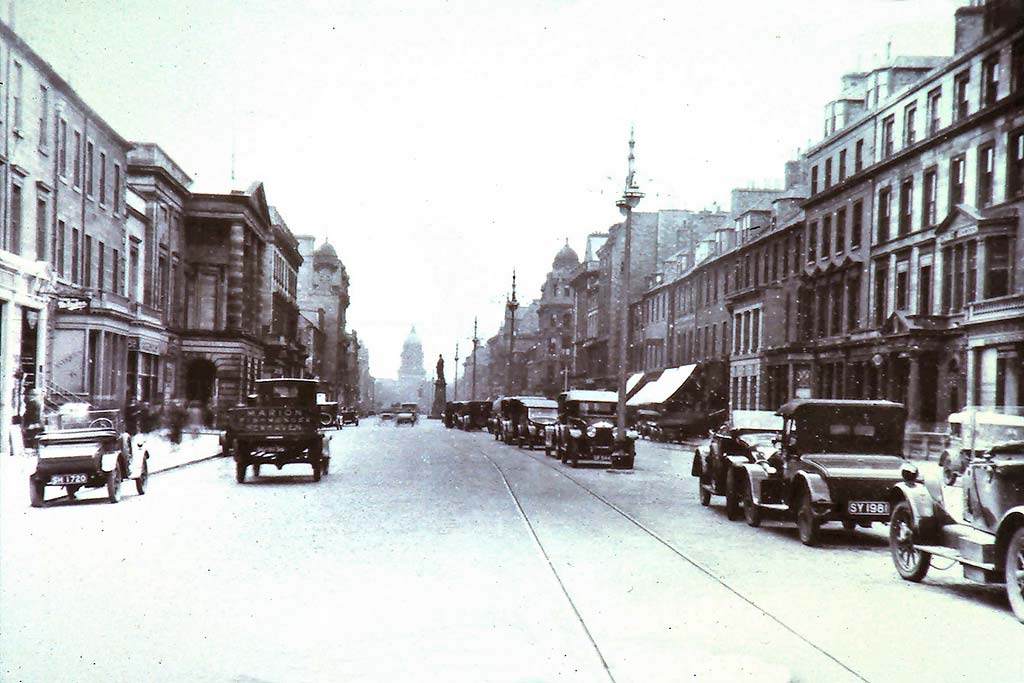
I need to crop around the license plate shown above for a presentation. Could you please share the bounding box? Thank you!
[848,501,889,515]
[48,473,88,485]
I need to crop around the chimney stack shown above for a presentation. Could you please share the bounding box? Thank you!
[954,5,985,54]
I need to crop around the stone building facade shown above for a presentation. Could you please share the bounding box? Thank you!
[295,237,350,403]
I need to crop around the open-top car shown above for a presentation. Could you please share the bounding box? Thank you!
[940,410,1024,485]
[889,440,1024,622]
[225,378,330,483]
[30,404,149,507]
[547,390,636,469]
[735,399,907,545]
[692,410,783,519]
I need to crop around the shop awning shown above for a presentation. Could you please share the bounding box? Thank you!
[627,364,697,406]
[626,373,644,394]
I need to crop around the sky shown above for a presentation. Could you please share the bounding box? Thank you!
[11,0,963,378]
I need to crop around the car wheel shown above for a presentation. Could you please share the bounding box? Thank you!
[135,458,149,495]
[842,518,857,531]
[743,480,761,527]
[699,479,712,506]
[236,461,247,483]
[890,501,931,582]
[312,458,322,482]
[622,456,634,470]
[796,490,819,546]
[106,465,122,504]
[1003,527,1024,623]
[29,477,45,508]
[725,469,741,521]
[322,458,330,476]
[569,442,579,468]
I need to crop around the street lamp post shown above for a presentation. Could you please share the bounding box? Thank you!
[472,317,479,401]
[454,341,460,401]
[615,128,644,443]
[506,271,519,396]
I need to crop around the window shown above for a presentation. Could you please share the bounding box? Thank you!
[895,257,910,311]
[838,149,847,182]
[899,177,913,236]
[977,144,994,208]
[112,249,120,295]
[58,120,68,176]
[967,241,977,305]
[57,220,66,278]
[874,261,888,325]
[927,88,942,136]
[86,142,95,196]
[824,158,832,188]
[954,70,970,121]
[97,242,105,292]
[847,273,860,331]
[830,281,842,335]
[751,310,760,351]
[1011,128,1024,198]
[35,197,47,262]
[73,131,82,187]
[37,85,50,146]
[84,235,92,288]
[9,184,21,255]
[822,215,832,259]
[881,116,895,158]
[811,165,819,194]
[851,200,863,248]
[836,207,847,255]
[113,164,122,213]
[877,186,891,243]
[855,139,864,172]
[816,287,828,338]
[99,152,107,205]
[950,154,965,206]
[808,221,817,262]
[982,55,1000,107]
[923,167,938,226]
[129,243,140,301]
[1013,38,1024,93]
[794,233,802,273]
[919,254,933,315]
[985,235,1012,299]
[904,104,917,146]
[11,61,22,129]
[71,227,80,283]
[782,237,790,274]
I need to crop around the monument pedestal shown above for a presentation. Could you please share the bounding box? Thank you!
[430,379,447,419]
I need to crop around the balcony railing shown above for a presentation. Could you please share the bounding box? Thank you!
[966,293,1024,321]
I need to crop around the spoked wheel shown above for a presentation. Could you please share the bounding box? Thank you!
[1004,527,1024,623]
[796,491,819,546]
[135,459,149,495]
[106,465,122,504]
[890,501,930,582]
[725,469,741,521]
[29,478,45,508]
[743,481,761,527]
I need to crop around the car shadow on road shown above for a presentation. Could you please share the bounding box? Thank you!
[927,577,1012,615]
[39,494,138,508]
[241,475,321,485]
[748,520,889,549]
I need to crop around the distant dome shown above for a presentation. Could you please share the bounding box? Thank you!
[313,241,338,269]
[553,242,579,269]
[314,241,337,259]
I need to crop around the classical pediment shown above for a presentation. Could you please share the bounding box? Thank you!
[935,203,1018,241]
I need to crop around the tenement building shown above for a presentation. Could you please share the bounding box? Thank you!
[528,242,579,397]
[296,237,351,403]
[802,2,1024,428]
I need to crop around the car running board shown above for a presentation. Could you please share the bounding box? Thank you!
[754,502,790,512]
[914,544,996,572]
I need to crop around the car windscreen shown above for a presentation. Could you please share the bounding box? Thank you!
[528,407,557,420]
[577,401,616,416]
[968,424,1024,449]
[737,432,779,450]
[257,383,316,405]
[795,409,904,454]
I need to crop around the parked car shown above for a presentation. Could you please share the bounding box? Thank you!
[30,405,149,507]
[225,378,329,483]
[547,390,636,469]
[634,409,661,440]
[317,400,340,429]
[510,397,558,448]
[488,398,503,435]
[443,401,461,429]
[940,410,1024,484]
[889,441,1024,623]
[692,410,783,519]
[735,399,907,545]
[340,408,359,426]
[458,401,493,431]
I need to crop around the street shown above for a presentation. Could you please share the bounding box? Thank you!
[2,420,1021,683]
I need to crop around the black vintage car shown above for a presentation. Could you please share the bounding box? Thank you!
[496,396,547,444]
[735,399,907,545]
[458,401,492,431]
[443,401,461,429]
[692,410,783,519]
[510,397,558,448]
[889,441,1024,622]
[340,408,359,426]
[547,390,636,469]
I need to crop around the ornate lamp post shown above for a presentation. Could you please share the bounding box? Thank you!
[615,128,644,442]
[472,317,479,401]
[506,271,519,396]
[453,341,460,401]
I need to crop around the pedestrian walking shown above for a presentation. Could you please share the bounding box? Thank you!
[187,400,204,438]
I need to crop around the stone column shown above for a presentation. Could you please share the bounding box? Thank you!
[906,353,921,425]
[226,223,245,330]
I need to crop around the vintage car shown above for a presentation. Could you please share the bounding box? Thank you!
[495,396,547,444]
[225,378,330,483]
[940,410,1024,485]
[889,441,1024,622]
[546,390,636,469]
[443,401,461,429]
[634,409,661,440]
[340,408,359,426]
[29,405,149,507]
[458,401,492,431]
[488,398,503,435]
[317,400,340,429]
[396,403,418,426]
[510,397,558,448]
[736,399,908,545]
[691,410,783,519]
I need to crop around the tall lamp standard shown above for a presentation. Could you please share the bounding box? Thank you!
[506,271,520,396]
[472,317,479,401]
[615,128,644,444]
[454,341,460,401]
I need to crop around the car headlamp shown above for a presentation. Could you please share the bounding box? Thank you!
[586,426,597,438]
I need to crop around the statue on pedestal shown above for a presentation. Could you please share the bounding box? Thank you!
[436,354,445,384]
